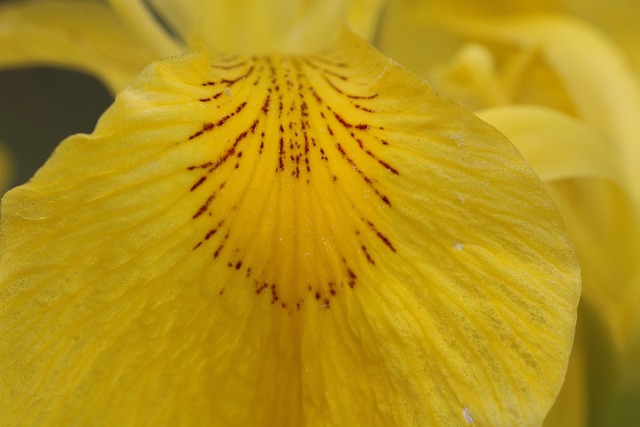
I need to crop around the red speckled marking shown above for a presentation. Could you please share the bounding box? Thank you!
[183,55,400,311]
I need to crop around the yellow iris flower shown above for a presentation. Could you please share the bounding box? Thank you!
[0,1,580,425]
[377,1,640,425]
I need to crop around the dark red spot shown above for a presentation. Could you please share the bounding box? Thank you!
[261,96,270,113]
[188,161,213,171]
[190,176,206,191]
[249,120,259,133]
[376,231,396,252]
[205,222,223,240]
[213,246,223,259]
[189,123,214,140]
[378,159,399,175]
[221,65,254,85]
[362,245,375,265]
[193,194,216,219]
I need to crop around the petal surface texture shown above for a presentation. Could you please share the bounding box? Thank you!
[478,105,640,352]
[0,30,580,426]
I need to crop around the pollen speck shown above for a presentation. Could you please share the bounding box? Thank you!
[462,407,474,424]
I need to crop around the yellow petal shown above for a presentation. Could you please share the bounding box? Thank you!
[375,1,556,82]
[0,29,579,425]
[145,0,193,42]
[344,0,389,42]
[478,104,640,353]
[476,105,623,184]
[0,0,156,93]
[147,0,388,46]
[561,0,640,73]
[106,0,182,59]
[376,0,462,81]
[543,318,587,427]
[445,14,640,203]
[145,0,344,54]
[428,43,509,110]
[377,5,578,113]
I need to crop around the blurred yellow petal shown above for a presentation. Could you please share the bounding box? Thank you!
[428,43,509,110]
[476,105,623,184]
[377,0,461,80]
[426,0,559,15]
[106,0,182,59]
[147,0,388,45]
[344,0,389,41]
[0,29,579,425]
[0,0,156,93]
[145,0,193,42]
[447,15,640,202]
[145,0,344,54]
[561,0,640,73]
[377,4,578,114]
[379,7,640,198]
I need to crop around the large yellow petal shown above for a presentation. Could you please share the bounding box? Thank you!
[0,29,579,425]
[0,0,156,93]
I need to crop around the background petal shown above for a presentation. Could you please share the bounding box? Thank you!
[454,15,640,204]
[0,0,156,93]
[378,5,640,203]
[476,106,623,184]
[150,0,388,45]
[146,0,344,54]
